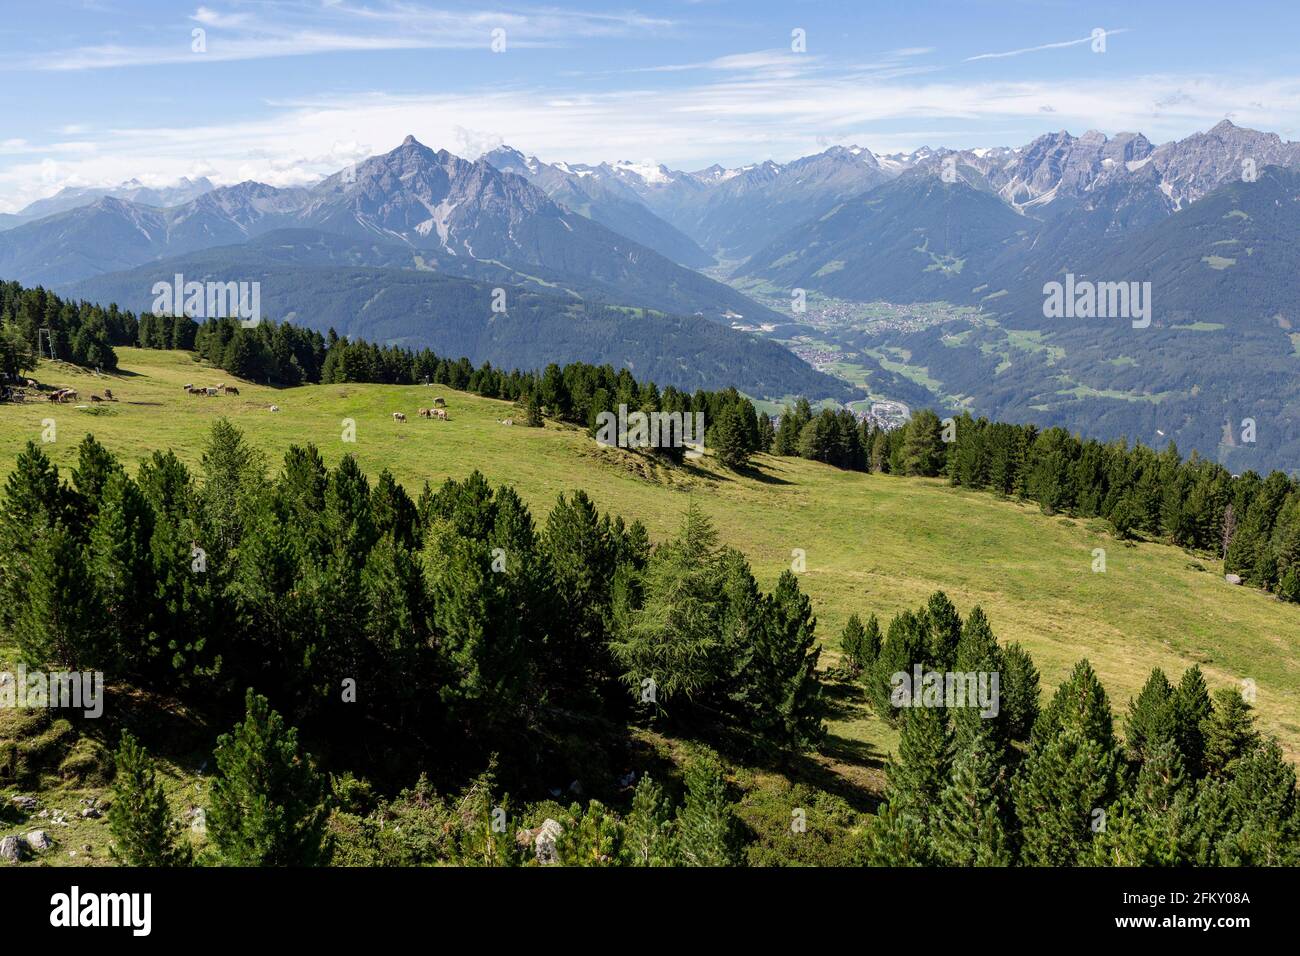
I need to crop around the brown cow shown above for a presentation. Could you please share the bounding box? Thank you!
[103,388,114,401]
[225,386,240,396]
[433,397,446,408]
[90,395,103,403]
[433,408,448,421]
[392,411,406,422]
[418,408,433,418]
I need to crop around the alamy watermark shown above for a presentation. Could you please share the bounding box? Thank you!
[0,665,104,718]
[595,404,705,460]
[151,273,261,327]
[890,666,1000,718]
[1043,274,1151,329]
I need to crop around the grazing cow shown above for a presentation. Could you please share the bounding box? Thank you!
[225,386,239,396]
[269,405,280,412]
[433,408,448,421]
[90,395,103,403]
[183,383,193,390]
[61,389,77,402]
[24,379,38,389]
[392,412,407,423]
[103,388,114,401]
[205,387,219,396]
[418,408,433,418]
[47,391,60,403]
[433,397,446,408]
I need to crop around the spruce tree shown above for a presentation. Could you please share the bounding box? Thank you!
[677,752,744,866]
[89,471,158,671]
[206,689,331,866]
[108,732,191,866]
[1218,739,1300,866]
[951,605,1007,750]
[748,570,824,752]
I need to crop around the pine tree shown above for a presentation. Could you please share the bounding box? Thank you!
[1202,687,1260,777]
[923,590,962,670]
[15,522,105,669]
[206,689,331,866]
[609,502,727,707]
[557,800,623,867]
[1092,738,1196,866]
[621,774,679,866]
[901,409,945,477]
[861,800,930,866]
[999,642,1040,743]
[108,732,191,866]
[931,726,1012,866]
[749,571,824,752]
[1014,660,1122,866]
[1218,739,1300,865]
[1123,667,1176,765]
[951,605,1007,750]
[676,752,743,866]
[89,471,158,671]
[712,403,752,470]
[887,703,953,839]
[839,613,868,676]
[1171,666,1213,779]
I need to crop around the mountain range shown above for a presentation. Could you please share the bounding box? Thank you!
[5,120,1300,467]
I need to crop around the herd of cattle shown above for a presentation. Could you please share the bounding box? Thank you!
[184,382,240,397]
[0,378,119,404]
[393,397,450,423]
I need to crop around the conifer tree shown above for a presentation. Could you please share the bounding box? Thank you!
[901,409,945,477]
[839,613,868,676]
[1217,739,1300,866]
[1091,738,1196,866]
[108,732,191,867]
[923,590,962,670]
[711,403,751,470]
[747,571,824,752]
[861,800,930,866]
[931,725,1012,866]
[676,752,743,866]
[1014,660,1122,866]
[557,800,624,867]
[609,502,727,707]
[951,605,1007,750]
[1202,687,1260,778]
[621,774,679,866]
[999,641,1040,743]
[89,471,158,671]
[888,703,953,834]
[206,689,331,866]
[16,522,105,669]
[1171,666,1213,779]
[1123,668,1175,765]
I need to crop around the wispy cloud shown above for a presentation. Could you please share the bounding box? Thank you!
[16,2,674,71]
[965,29,1131,62]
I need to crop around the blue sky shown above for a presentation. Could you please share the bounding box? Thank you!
[2,0,1299,210]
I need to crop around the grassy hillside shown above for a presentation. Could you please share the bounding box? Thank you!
[4,348,1299,771]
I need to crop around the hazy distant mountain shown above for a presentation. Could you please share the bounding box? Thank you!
[481,146,714,267]
[15,176,216,221]
[591,145,895,260]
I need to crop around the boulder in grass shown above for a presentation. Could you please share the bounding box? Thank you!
[26,830,52,851]
[1225,573,1243,585]
[0,835,26,863]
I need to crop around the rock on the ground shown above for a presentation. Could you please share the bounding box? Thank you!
[1225,573,1243,585]
[26,830,52,851]
[0,835,26,863]
[535,818,563,865]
